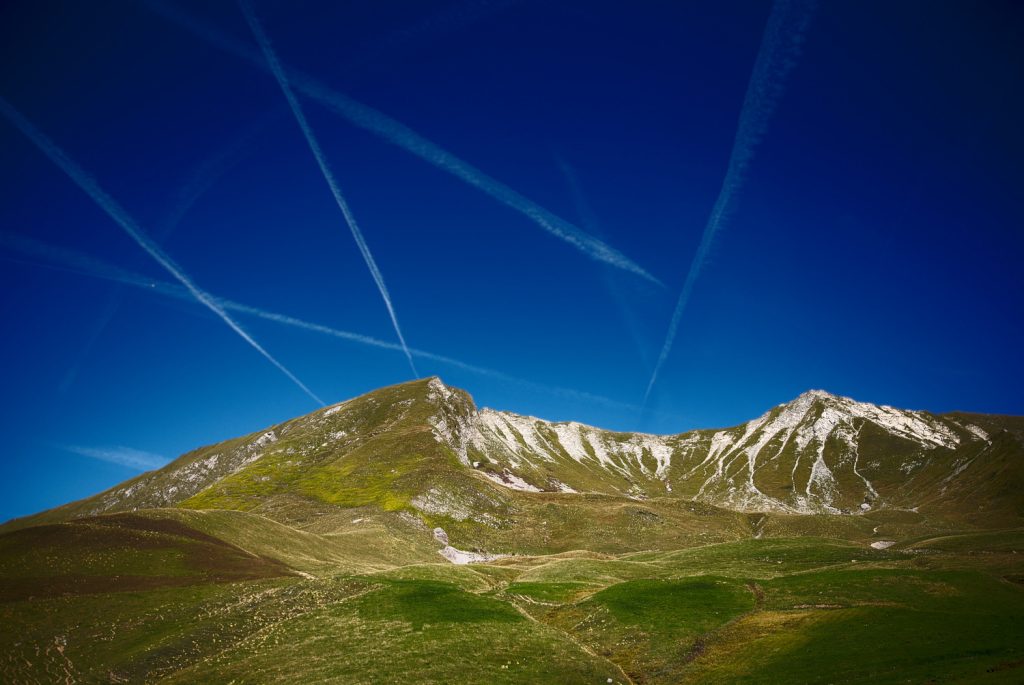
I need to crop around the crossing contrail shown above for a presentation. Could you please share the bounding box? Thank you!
[643,0,815,404]
[1,232,642,413]
[57,111,277,394]
[239,0,418,378]
[143,0,662,286]
[0,97,325,406]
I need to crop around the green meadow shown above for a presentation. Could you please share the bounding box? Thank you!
[2,508,1022,683]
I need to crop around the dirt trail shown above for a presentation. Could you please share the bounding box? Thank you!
[684,581,766,667]
[509,602,636,685]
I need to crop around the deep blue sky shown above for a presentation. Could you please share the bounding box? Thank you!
[1,0,1022,522]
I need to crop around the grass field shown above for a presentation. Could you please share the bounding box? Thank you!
[2,507,1022,683]
[3,380,1022,681]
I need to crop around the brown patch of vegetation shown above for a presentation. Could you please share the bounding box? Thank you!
[0,515,294,602]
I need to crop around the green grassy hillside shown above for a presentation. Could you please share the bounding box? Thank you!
[2,516,1022,683]
[2,378,1022,682]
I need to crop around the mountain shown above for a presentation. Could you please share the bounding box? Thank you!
[11,378,1023,537]
[464,386,1024,521]
[2,378,1023,683]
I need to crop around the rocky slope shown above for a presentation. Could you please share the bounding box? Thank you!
[8,378,1022,538]
[459,386,1022,520]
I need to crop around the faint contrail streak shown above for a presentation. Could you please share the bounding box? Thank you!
[159,108,279,239]
[555,156,651,367]
[239,0,418,378]
[1,232,641,413]
[0,97,325,406]
[143,0,662,286]
[58,111,276,394]
[643,0,815,404]
[341,0,521,85]
[59,444,168,471]
[233,305,639,412]
[56,286,122,395]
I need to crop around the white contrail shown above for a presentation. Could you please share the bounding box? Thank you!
[59,444,168,471]
[234,304,639,412]
[239,0,418,379]
[643,0,816,404]
[555,155,651,367]
[0,97,325,406]
[143,0,662,286]
[1,232,641,413]
[56,109,279,395]
[0,230,153,293]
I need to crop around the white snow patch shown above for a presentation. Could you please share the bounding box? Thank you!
[870,540,896,550]
[439,546,506,565]
[481,470,542,493]
[822,393,959,449]
[693,431,738,492]
[965,424,990,442]
[574,426,620,471]
[432,528,505,564]
[707,431,736,463]
[805,448,841,513]
[475,410,557,465]
[615,434,675,476]
[551,423,592,464]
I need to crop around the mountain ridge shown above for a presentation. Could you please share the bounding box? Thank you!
[6,377,1022,537]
